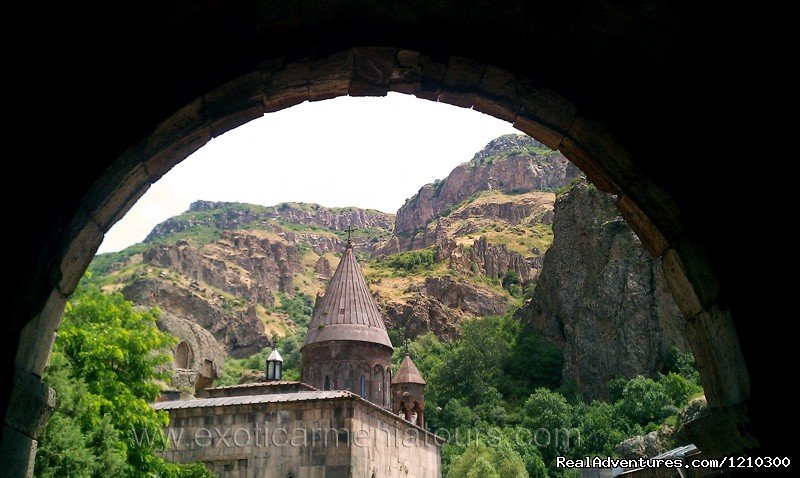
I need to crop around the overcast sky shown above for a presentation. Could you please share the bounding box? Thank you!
[98,93,518,253]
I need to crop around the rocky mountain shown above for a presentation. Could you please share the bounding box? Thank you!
[146,200,393,243]
[89,134,689,400]
[91,135,572,359]
[91,203,392,358]
[394,134,576,237]
[514,180,689,400]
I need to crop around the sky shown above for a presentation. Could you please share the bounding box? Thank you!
[98,93,518,253]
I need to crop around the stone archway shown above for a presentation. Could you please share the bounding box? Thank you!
[3,2,763,474]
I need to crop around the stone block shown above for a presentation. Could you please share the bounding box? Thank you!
[143,127,211,181]
[685,304,750,407]
[15,289,66,376]
[474,96,518,124]
[414,54,446,101]
[558,134,619,193]
[309,51,353,102]
[662,246,718,320]
[4,367,55,440]
[350,47,396,97]
[519,85,576,132]
[681,402,756,457]
[439,56,485,108]
[0,426,37,478]
[514,115,566,151]
[622,177,685,246]
[263,59,310,112]
[389,50,421,95]
[54,207,104,295]
[205,72,265,136]
[82,155,152,233]
[615,194,669,257]
[563,116,633,192]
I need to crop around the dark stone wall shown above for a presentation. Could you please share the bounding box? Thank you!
[302,341,392,408]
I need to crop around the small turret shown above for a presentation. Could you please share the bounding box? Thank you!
[391,353,426,427]
[266,348,283,381]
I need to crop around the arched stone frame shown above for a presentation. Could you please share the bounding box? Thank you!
[412,401,424,427]
[305,363,320,388]
[321,362,335,391]
[356,362,371,399]
[385,366,392,408]
[174,341,192,369]
[336,362,352,392]
[372,364,385,405]
[3,9,760,469]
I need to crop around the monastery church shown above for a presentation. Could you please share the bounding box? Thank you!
[154,239,442,477]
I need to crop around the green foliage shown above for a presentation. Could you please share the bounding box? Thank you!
[35,281,215,478]
[275,291,314,329]
[381,249,437,273]
[522,388,575,463]
[662,346,700,381]
[217,290,313,386]
[216,331,305,386]
[501,326,564,402]
[573,401,634,457]
[447,441,528,478]
[87,244,149,277]
[614,376,677,426]
[555,175,586,196]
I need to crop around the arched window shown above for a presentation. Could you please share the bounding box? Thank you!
[359,375,366,398]
[175,342,191,369]
[324,376,331,391]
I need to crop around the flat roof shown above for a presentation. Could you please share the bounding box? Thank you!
[153,390,349,410]
[204,381,317,392]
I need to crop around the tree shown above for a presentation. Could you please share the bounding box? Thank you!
[573,401,633,456]
[522,388,575,464]
[467,457,501,478]
[35,281,215,478]
[502,326,563,401]
[614,376,674,427]
[447,442,528,478]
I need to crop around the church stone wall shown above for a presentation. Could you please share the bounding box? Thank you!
[159,396,441,478]
[350,404,442,478]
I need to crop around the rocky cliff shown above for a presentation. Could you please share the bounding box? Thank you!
[394,134,576,236]
[90,134,690,398]
[515,180,689,399]
[93,203,387,358]
[147,201,393,243]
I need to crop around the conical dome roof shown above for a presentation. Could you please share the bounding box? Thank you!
[392,353,426,385]
[302,244,393,350]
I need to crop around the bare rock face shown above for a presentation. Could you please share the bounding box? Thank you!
[616,430,673,459]
[515,181,689,400]
[382,296,462,340]
[420,276,507,318]
[395,135,576,235]
[440,236,541,284]
[122,277,271,358]
[144,231,302,307]
[314,256,332,280]
[380,277,508,341]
